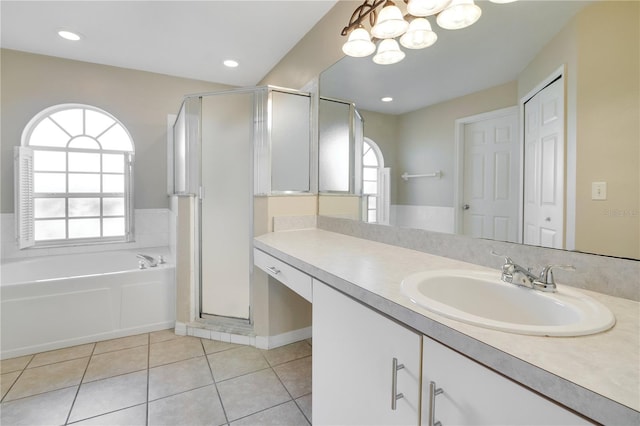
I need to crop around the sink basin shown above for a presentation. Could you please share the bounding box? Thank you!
[401,269,615,336]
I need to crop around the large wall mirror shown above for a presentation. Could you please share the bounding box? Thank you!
[318,0,639,260]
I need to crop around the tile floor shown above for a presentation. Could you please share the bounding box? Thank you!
[0,329,312,425]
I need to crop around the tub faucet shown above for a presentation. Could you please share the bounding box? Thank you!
[491,251,574,293]
[137,253,157,268]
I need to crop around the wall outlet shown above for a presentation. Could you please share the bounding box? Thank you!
[592,182,607,200]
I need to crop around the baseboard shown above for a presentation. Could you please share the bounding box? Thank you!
[1,321,175,360]
[255,326,312,350]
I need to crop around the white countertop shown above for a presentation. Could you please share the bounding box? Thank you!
[254,229,640,425]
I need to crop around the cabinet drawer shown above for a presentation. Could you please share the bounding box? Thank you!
[254,249,312,302]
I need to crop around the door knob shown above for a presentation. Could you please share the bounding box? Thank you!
[463,204,470,210]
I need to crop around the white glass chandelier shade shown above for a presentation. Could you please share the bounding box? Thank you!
[373,39,406,65]
[371,1,409,39]
[437,0,482,30]
[342,27,377,57]
[407,0,452,17]
[400,18,437,49]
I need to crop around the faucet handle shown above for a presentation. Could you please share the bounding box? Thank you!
[490,250,513,264]
[539,264,576,285]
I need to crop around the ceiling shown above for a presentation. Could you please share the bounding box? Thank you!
[0,0,338,87]
[0,1,594,113]
[321,0,593,115]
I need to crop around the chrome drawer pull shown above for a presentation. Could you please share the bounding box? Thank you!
[429,381,444,426]
[266,266,281,275]
[391,357,405,410]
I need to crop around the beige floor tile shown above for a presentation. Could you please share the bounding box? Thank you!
[201,338,243,354]
[261,341,312,367]
[29,344,94,368]
[217,368,291,422]
[1,371,21,400]
[149,328,180,344]
[84,345,148,383]
[0,354,33,374]
[4,357,89,401]
[148,384,227,426]
[94,333,149,355]
[148,356,214,401]
[230,400,309,426]
[273,356,312,399]
[0,386,77,426]
[149,336,204,367]
[208,346,269,382]
[69,403,147,426]
[69,370,148,423]
[295,394,312,423]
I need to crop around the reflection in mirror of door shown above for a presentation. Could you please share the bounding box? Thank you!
[319,1,639,260]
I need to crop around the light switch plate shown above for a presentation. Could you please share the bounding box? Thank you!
[592,182,607,200]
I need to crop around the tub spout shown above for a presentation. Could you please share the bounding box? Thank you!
[136,254,157,267]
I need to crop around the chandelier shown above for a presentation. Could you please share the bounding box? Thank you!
[341,0,518,65]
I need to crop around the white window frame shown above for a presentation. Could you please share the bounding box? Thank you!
[362,137,389,224]
[15,104,135,249]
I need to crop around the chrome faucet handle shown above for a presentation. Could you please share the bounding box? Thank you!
[490,250,513,265]
[539,264,576,285]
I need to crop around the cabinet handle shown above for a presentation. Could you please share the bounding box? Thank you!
[266,266,280,275]
[391,357,405,410]
[429,381,444,426]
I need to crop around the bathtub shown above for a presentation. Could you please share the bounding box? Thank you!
[1,248,175,359]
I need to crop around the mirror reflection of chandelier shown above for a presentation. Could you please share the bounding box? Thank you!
[341,0,517,65]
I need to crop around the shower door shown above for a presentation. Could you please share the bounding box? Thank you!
[200,92,253,319]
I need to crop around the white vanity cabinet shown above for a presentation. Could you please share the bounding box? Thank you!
[312,279,422,426]
[422,336,591,425]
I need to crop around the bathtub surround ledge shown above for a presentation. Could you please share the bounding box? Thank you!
[0,209,171,261]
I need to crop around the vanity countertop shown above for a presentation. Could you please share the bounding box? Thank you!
[254,229,639,425]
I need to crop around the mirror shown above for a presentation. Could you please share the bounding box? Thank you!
[319,0,639,260]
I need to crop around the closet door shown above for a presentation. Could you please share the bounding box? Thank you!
[523,77,565,248]
[200,93,252,319]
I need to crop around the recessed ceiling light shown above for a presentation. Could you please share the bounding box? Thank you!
[58,30,82,41]
[223,60,239,68]
[381,97,393,102]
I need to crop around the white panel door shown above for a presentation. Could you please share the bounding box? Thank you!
[200,93,252,319]
[313,280,421,425]
[523,77,565,248]
[462,111,519,242]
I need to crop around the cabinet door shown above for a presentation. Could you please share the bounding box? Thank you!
[313,280,421,425]
[422,337,591,425]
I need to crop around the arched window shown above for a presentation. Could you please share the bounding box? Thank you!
[362,138,389,224]
[16,104,135,248]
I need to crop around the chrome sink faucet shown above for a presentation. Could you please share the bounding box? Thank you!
[491,251,575,293]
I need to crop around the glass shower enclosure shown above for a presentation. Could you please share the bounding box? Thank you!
[172,86,312,321]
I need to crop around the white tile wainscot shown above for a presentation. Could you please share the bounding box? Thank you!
[254,229,640,425]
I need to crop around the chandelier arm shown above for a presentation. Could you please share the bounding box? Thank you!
[341,0,387,36]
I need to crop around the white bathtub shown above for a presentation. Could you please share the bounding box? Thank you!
[1,248,176,359]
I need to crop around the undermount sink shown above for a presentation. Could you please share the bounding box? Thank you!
[401,269,615,337]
